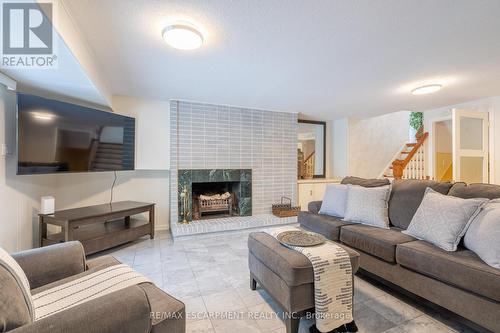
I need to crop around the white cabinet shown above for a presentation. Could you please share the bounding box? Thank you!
[298,179,340,211]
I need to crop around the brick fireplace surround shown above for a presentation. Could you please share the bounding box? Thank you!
[170,100,298,236]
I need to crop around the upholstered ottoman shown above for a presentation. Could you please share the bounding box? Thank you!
[248,232,360,333]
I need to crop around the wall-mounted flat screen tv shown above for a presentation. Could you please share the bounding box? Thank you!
[17,93,135,175]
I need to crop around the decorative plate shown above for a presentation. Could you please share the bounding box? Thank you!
[277,230,326,247]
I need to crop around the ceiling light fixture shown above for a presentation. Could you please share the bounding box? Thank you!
[411,84,443,95]
[162,24,203,50]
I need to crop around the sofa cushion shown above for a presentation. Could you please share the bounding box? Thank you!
[341,176,390,188]
[248,232,360,286]
[340,224,416,263]
[396,241,500,302]
[298,211,355,241]
[389,180,453,229]
[33,256,121,294]
[20,285,152,333]
[448,182,500,199]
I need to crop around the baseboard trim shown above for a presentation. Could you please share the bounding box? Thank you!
[155,225,169,231]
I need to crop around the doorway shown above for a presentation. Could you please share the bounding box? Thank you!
[431,109,490,183]
[434,120,453,181]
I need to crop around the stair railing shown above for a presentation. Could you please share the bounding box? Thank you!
[303,151,315,179]
[87,139,99,170]
[392,132,428,180]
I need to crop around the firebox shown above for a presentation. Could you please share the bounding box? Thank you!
[192,181,239,219]
[177,169,252,222]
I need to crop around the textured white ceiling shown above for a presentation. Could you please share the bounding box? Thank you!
[61,0,500,119]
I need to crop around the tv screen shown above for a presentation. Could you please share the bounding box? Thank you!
[17,93,135,175]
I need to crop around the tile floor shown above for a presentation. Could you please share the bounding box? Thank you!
[95,225,478,333]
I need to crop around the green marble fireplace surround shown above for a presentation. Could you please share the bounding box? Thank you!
[178,169,252,222]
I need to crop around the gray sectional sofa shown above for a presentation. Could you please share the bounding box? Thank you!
[299,177,500,333]
[1,242,185,333]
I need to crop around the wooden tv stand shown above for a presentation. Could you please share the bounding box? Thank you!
[39,201,155,255]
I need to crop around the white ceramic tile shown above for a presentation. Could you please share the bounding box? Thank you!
[202,289,246,313]
[211,313,262,333]
[184,296,209,317]
[248,302,286,332]
[186,318,214,333]
[364,294,423,325]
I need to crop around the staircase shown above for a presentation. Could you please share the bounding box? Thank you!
[297,149,304,178]
[382,132,429,180]
[298,150,315,179]
[304,152,315,178]
[91,142,124,171]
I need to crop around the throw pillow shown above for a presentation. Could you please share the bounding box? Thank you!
[343,185,391,229]
[403,188,487,251]
[464,199,500,268]
[0,247,34,321]
[319,184,348,218]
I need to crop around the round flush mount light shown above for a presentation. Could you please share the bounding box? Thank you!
[411,84,443,95]
[162,24,203,50]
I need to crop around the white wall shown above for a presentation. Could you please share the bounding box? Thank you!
[111,96,170,170]
[314,125,324,175]
[347,111,410,178]
[0,86,57,252]
[423,96,500,183]
[53,170,170,231]
[331,118,349,178]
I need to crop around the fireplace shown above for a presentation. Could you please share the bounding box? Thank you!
[178,169,252,222]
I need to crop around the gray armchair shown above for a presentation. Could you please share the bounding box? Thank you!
[1,242,185,333]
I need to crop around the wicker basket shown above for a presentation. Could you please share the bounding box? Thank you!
[272,197,300,218]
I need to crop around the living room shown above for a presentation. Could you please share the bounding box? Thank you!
[0,1,499,333]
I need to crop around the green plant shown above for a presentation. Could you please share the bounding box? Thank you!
[409,112,423,131]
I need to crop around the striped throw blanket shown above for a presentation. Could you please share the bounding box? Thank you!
[33,264,151,320]
[266,227,353,332]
